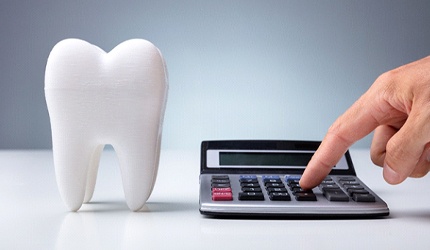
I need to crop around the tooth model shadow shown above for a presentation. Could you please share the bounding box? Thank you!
[45,39,168,211]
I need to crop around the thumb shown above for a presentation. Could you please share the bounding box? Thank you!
[383,107,430,184]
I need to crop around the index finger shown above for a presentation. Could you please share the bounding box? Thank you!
[299,95,380,189]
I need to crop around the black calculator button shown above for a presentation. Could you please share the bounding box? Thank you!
[321,180,335,185]
[287,180,300,186]
[352,193,376,202]
[264,179,282,184]
[265,182,285,188]
[285,176,301,183]
[295,192,317,201]
[338,177,356,181]
[241,183,260,187]
[323,190,350,202]
[288,183,301,189]
[242,187,262,192]
[348,189,369,196]
[269,192,291,201]
[240,178,259,184]
[211,179,230,184]
[211,183,231,188]
[211,175,229,180]
[339,181,360,186]
[344,184,364,190]
[319,184,340,191]
[292,188,310,194]
[238,192,265,201]
[267,187,288,193]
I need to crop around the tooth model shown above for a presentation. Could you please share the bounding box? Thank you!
[45,39,168,211]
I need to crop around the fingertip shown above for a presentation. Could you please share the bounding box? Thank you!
[298,177,314,190]
[383,163,405,185]
[299,168,324,190]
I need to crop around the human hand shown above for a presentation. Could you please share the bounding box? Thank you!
[300,56,430,190]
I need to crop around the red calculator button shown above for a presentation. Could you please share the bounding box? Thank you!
[212,192,233,201]
[212,187,232,193]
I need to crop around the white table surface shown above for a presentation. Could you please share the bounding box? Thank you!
[1,149,430,249]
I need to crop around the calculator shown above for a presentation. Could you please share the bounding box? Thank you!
[199,140,389,218]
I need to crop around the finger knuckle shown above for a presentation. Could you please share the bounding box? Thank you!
[375,70,398,90]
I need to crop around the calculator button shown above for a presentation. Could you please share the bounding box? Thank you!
[319,184,340,191]
[339,181,360,186]
[211,175,230,180]
[212,192,233,201]
[352,193,376,202]
[285,176,301,182]
[211,179,230,184]
[241,183,260,188]
[262,175,281,180]
[288,183,301,189]
[242,187,262,192]
[295,192,317,201]
[321,180,335,185]
[263,179,283,184]
[267,187,288,193]
[338,177,356,181]
[240,178,259,184]
[287,180,300,186]
[347,189,369,196]
[344,184,364,191]
[212,183,231,188]
[240,175,257,179]
[269,192,291,201]
[323,189,349,202]
[292,187,309,194]
[238,192,265,201]
[212,187,232,193]
[265,182,285,188]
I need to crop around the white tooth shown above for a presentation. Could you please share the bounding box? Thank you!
[45,39,168,211]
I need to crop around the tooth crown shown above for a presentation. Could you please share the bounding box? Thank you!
[45,39,168,211]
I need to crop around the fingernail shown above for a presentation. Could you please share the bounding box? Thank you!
[383,163,402,184]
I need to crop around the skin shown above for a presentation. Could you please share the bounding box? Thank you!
[300,55,430,190]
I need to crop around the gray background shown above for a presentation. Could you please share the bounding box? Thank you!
[1,0,430,150]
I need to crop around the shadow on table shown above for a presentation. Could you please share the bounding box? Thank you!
[73,200,197,213]
[138,201,198,213]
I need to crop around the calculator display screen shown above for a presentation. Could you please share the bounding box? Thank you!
[219,152,313,167]
[204,141,349,170]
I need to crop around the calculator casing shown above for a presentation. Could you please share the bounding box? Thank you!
[199,140,389,218]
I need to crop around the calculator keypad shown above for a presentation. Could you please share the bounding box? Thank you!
[238,176,265,200]
[210,175,376,203]
[337,177,376,202]
[264,176,291,201]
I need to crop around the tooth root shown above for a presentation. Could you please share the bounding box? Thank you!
[53,139,97,212]
[114,145,156,212]
[83,145,104,203]
[113,116,163,211]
